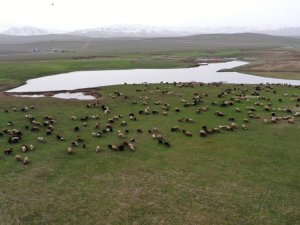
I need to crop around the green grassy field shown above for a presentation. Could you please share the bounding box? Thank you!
[0,33,300,224]
[0,83,299,225]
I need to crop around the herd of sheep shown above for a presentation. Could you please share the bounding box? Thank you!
[1,82,300,165]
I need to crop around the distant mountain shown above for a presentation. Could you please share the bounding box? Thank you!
[2,26,50,36]
[68,24,195,37]
[262,27,300,37]
[1,25,300,37]
[69,25,300,38]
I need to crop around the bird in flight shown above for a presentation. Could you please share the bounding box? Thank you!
[51,3,55,6]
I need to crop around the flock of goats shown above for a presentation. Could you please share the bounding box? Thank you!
[1,82,300,165]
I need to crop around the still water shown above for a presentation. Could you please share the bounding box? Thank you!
[8,61,300,94]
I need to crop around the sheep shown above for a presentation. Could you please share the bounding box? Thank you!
[96,145,101,153]
[244,119,250,123]
[108,144,118,151]
[163,111,168,116]
[170,126,180,132]
[67,147,74,155]
[242,124,247,130]
[31,126,40,132]
[95,122,101,129]
[235,108,241,112]
[74,126,80,132]
[128,143,136,151]
[175,108,181,112]
[29,144,34,151]
[77,136,84,143]
[212,128,220,133]
[117,130,125,139]
[37,137,46,143]
[137,129,143,134]
[8,136,20,144]
[271,117,277,123]
[182,130,193,137]
[21,145,29,153]
[230,123,237,129]
[70,116,77,120]
[71,141,79,147]
[104,109,111,115]
[4,148,13,155]
[23,156,29,165]
[55,135,64,141]
[186,118,194,123]
[178,118,184,122]
[199,130,207,137]
[129,115,137,121]
[215,111,225,117]
[46,129,52,135]
[92,131,102,137]
[15,155,22,161]
[120,121,127,126]
[288,118,295,124]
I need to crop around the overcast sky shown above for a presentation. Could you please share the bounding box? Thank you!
[0,0,299,31]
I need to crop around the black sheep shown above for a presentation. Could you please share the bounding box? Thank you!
[4,148,13,155]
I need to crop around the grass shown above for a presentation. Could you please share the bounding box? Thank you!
[237,71,300,80]
[0,55,195,91]
[0,83,299,224]
[0,49,242,91]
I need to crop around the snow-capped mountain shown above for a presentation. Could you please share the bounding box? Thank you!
[68,25,300,38]
[2,26,50,36]
[68,24,196,37]
[1,25,300,37]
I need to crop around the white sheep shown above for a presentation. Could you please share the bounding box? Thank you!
[23,157,29,165]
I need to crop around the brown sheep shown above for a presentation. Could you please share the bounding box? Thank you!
[15,155,22,161]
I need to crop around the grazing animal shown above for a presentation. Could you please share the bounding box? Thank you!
[137,129,143,134]
[8,136,20,144]
[128,143,136,151]
[71,141,79,147]
[70,116,77,120]
[182,130,193,137]
[67,147,74,155]
[56,135,64,141]
[117,130,125,139]
[96,145,101,152]
[23,156,29,165]
[230,123,237,129]
[21,145,28,153]
[15,155,22,161]
[4,148,13,155]
[199,130,207,137]
[37,137,46,143]
[108,144,118,151]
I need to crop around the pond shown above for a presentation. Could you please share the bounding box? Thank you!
[8,61,300,93]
